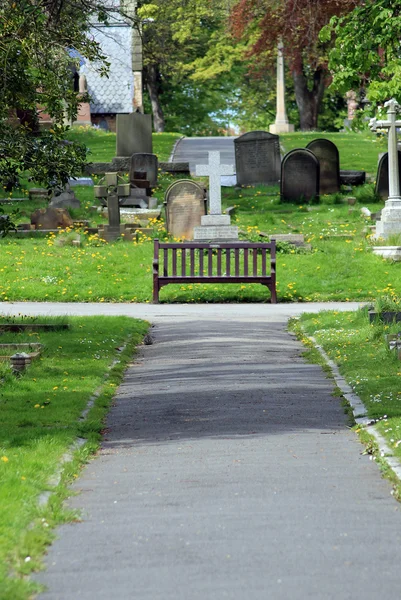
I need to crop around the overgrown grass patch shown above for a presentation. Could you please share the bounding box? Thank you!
[292,308,401,481]
[0,315,148,599]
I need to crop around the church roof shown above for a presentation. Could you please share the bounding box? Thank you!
[81,22,134,114]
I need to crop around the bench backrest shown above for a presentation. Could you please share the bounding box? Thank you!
[153,239,276,278]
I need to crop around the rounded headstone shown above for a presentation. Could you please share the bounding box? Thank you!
[281,149,319,203]
[164,180,206,240]
[375,151,401,200]
[306,139,340,195]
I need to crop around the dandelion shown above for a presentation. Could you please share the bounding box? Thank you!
[1,456,8,462]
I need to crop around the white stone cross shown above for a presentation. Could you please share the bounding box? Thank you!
[370,98,401,201]
[196,151,233,215]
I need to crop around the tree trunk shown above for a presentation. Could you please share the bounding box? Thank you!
[144,64,165,133]
[292,68,326,131]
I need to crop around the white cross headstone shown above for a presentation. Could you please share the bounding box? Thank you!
[196,151,234,215]
[370,99,401,239]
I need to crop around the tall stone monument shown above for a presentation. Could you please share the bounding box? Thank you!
[369,99,401,239]
[269,42,294,134]
[193,151,238,241]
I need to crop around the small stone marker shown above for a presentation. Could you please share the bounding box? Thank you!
[193,151,238,240]
[164,180,206,239]
[370,99,401,239]
[30,208,73,230]
[49,184,81,209]
[234,131,281,186]
[129,153,158,187]
[375,151,401,200]
[116,113,152,157]
[306,139,340,195]
[281,149,319,203]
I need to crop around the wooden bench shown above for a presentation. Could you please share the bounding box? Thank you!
[153,239,276,303]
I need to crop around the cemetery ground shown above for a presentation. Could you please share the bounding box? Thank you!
[0,313,149,599]
[3,128,401,596]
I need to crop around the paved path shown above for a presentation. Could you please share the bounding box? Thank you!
[171,136,237,174]
[25,302,401,599]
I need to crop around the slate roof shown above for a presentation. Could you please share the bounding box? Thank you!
[81,21,134,114]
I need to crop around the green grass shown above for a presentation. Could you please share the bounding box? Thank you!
[0,314,148,599]
[292,308,401,496]
[65,127,182,163]
[280,131,387,174]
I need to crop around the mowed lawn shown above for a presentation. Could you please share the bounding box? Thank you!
[0,128,393,304]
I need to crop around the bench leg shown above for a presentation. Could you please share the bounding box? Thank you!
[270,283,277,304]
[153,281,159,304]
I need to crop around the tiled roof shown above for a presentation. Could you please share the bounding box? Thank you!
[81,23,134,114]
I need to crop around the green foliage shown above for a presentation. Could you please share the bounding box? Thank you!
[322,0,401,102]
[0,0,112,188]
[0,207,18,237]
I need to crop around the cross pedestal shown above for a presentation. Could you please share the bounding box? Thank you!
[370,99,401,239]
[193,151,238,241]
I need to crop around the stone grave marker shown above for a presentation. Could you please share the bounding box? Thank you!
[129,153,158,188]
[306,138,340,195]
[116,113,152,157]
[30,208,73,230]
[49,184,81,209]
[375,151,401,200]
[234,131,281,186]
[165,180,206,239]
[281,149,319,203]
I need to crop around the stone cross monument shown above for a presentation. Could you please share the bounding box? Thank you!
[269,41,294,134]
[193,151,238,241]
[370,99,401,239]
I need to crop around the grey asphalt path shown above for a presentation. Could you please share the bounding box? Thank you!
[171,136,237,174]
[0,301,362,323]
[29,303,401,599]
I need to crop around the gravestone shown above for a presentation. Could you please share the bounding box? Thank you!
[165,180,206,239]
[30,208,73,230]
[375,151,401,200]
[49,184,81,209]
[306,139,340,194]
[129,153,158,187]
[234,131,281,186]
[281,149,319,203]
[116,113,152,157]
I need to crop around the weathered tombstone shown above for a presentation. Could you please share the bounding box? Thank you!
[129,153,158,187]
[375,151,401,200]
[116,113,152,157]
[234,131,281,186]
[281,149,319,203]
[164,180,206,239]
[49,184,81,209]
[306,139,340,194]
[30,208,73,230]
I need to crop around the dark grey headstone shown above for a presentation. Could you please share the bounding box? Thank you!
[375,151,401,200]
[165,180,206,239]
[116,113,152,157]
[129,153,158,187]
[234,131,281,186]
[281,149,319,203]
[306,139,340,195]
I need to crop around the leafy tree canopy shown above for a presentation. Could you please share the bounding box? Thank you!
[0,0,113,188]
[321,0,401,104]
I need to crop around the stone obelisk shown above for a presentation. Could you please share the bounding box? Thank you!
[269,41,294,134]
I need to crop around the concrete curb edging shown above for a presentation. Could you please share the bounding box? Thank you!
[168,136,185,162]
[307,333,401,486]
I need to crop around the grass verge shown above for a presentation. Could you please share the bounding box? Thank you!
[0,314,149,599]
[290,308,401,498]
